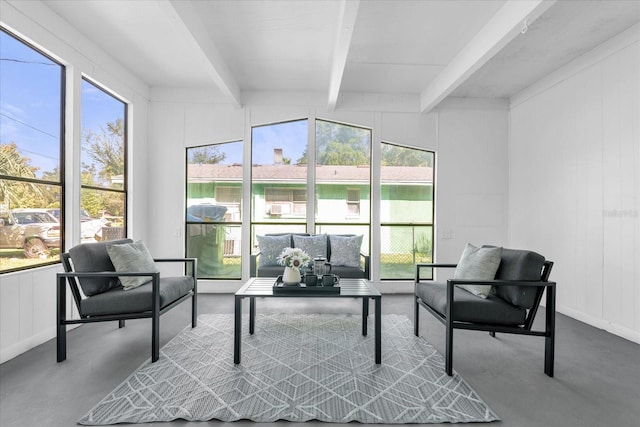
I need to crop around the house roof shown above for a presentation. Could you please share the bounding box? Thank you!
[188,164,433,185]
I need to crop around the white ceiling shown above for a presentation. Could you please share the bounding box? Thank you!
[42,0,640,111]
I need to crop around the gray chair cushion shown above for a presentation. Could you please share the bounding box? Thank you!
[493,248,545,308]
[416,281,526,326]
[68,239,133,296]
[81,276,195,316]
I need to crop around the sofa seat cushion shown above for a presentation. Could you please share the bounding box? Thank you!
[69,239,133,296]
[81,276,194,317]
[331,265,365,279]
[416,281,526,326]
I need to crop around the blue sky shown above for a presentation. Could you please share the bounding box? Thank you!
[2,28,305,176]
[1,30,124,179]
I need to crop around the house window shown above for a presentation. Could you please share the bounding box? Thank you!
[80,79,127,243]
[0,29,64,272]
[186,141,243,279]
[380,142,434,280]
[346,188,360,216]
[264,188,307,216]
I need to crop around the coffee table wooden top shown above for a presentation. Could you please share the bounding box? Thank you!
[236,277,381,298]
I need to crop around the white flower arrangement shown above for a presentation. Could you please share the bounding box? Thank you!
[277,247,311,270]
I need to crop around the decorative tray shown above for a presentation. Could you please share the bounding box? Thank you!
[272,276,340,294]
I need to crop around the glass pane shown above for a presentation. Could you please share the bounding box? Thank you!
[381,143,434,223]
[315,120,371,223]
[0,182,62,271]
[187,141,243,222]
[0,30,63,182]
[81,79,126,190]
[82,189,125,243]
[186,223,240,279]
[251,120,308,223]
[380,225,433,280]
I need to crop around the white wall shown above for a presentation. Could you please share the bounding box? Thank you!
[0,0,150,363]
[509,25,640,343]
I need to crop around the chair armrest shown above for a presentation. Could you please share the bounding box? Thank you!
[57,271,158,278]
[154,258,197,278]
[360,253,370,279]
[250,252,261,277]
[415,263,457,282]
[447,279,556,288]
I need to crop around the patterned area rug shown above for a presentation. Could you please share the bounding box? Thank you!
[79,313,499,425]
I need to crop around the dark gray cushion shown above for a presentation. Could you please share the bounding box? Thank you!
[81,276,194,316]
[68,239,133,296]
[416,281,526,326]
[257,264,365,278]
[493,248,545,308]
[330,265,365,279]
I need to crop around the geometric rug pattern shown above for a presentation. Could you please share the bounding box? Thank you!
[79,313,499,425]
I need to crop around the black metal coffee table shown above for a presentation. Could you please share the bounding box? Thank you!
[234,277,382,364]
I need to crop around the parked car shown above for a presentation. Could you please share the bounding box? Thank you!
[0,209,61,258]
[47,208,106,242]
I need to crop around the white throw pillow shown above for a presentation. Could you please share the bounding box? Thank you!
[453,243,502,298]
[106,240,158,290]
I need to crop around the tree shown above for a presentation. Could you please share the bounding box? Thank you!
[381,144,433,167]
[82,118,125,187]
[296,121,370,165]
[188,146,227,164]
[0,142,43,208]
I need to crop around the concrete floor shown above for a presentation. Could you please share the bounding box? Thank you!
[1,293,639,427]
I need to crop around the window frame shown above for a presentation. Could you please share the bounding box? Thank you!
[0,27,65,273]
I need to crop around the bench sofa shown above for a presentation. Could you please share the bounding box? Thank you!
[250,233,370,279]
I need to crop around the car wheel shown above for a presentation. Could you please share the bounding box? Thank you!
[24,238,50,259]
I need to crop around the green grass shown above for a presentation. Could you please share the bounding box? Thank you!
[1,249,61,272]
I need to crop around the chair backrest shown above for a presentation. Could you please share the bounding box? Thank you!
[64,239,132,298]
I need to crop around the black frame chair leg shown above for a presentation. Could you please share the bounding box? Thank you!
[118,320,125,328]
[56,275,67,362]
[490,331,496,337]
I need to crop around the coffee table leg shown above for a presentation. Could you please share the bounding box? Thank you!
[362,298,369,336]
[375,296,381,364]
[249,297,256,335]
[234,295,242,364]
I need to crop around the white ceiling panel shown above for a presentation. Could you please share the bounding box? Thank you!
[36,0,640,110]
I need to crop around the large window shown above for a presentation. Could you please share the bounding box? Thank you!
[315,120,371,249]
[186,141,243,279]
[380,142,434,279]
[80,79,127,243]
[0,29,64,272]
[251,119,309,247]
[249,119,371,262]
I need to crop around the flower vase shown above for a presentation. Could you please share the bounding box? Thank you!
[282,266,301,285]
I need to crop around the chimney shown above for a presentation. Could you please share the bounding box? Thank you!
[274,148,283,165]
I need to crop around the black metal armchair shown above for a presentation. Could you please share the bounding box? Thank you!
[57,239,197,363]
[414,247,555,377]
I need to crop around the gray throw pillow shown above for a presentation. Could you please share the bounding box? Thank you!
[454,243,502,298]
[293,234,327,259]
[257,234,291,267]
[106,240,158,290]
[329,235,363,268]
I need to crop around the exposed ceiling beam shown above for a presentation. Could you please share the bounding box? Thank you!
[327,0,360,110]
[420,0,556,113]
[160,0,242,107]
